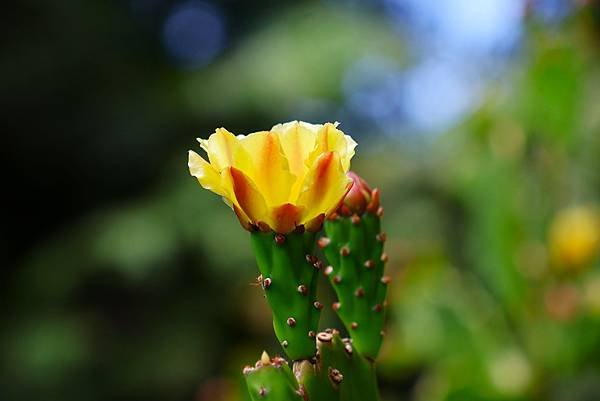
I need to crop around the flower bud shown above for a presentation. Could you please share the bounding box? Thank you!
[343,171,379,214]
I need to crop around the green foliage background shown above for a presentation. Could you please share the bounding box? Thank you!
[3,1,600,401]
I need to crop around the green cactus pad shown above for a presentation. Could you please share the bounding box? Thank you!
[321,213,388,359]
[295,330,380,401]
[243,352,303,400]
[251,230,322,360]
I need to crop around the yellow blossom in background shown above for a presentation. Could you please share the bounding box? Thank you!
[549,206,600,272]
[188,121,356,233]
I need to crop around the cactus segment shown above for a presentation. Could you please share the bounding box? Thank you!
[322,212,387,359]
[295,330,380,401]
[243,351,303,400]
[251,230,322,360]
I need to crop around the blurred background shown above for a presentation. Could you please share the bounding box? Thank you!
[3,0,600,400]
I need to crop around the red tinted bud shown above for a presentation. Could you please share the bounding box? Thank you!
[343,172,373,214]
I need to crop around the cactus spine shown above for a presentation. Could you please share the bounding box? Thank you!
[251,229,323,360]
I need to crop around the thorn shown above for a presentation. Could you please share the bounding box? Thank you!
[305,254,317,265]
[373,303,383,312]
[281,340,288,348]
[364,260,375,269]
[314,259,324,270]
[263,277,272,289]
[287,317,296,327]
[381,276,392,285]
[259,387,267,397]
[351,214,361,225]
[313,301,324,310]
[318,237,331,248]
[274,233,286,245]
[376,206,384,217]
[257,274,263,283]
[325,328,333,334]
[317,332,333,342]
[344,343,353,355]
[308,330,316,338]
[324,266,333,276]
[297,284,307,295]
[261,351,271,365]
[329,367,344,384]
[340,246,350,257]
[380,330,387,337]
[380,253,389,263]
[351,322,358,330]
[332,302,341,311]
[354,287,365,297]
[242,365,254,375]
[333,275,342,284]
[376,232,387,242]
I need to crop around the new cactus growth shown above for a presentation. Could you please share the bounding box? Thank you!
[320,172,388,359]
[243,351,303,400]
[252,229,323,360]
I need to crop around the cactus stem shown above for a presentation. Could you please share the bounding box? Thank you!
[332,302,341,311]
[287,317,297,327]
[313,301,324,310]
[340,246,351,257]
[380,253,389,263]
[274,233,286,245]
[263,277,272,289]
[317,237,331,248]
[376,232,387,242]
[297,284,307,295]
[351,322,359,330]
[351,214,361,225]
[324,266,333,276]
[333,275,342,284]
[355,287,365,297]
[364,260,375,269]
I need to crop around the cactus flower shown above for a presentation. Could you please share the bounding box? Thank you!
[188,121,356,233]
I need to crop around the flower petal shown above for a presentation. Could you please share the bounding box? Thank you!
[225,167,269,225]
[307,123,357,172]
[188,150,226,196]
[297,151,353,223]
[200,128,253,173]
[239,131,295,206]
[270,203,304,233]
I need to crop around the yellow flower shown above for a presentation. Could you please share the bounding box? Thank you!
[188,121,357,233]
[549,206,600,272]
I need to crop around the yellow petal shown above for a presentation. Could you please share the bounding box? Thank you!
[308,123,356,172]
[188,150,226,196]
[201,128,253,173]
[297,151,353,223]
[224,167,269,226]
[270,203,304,234]
[239,131,295,206]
